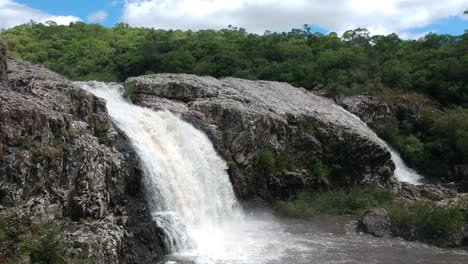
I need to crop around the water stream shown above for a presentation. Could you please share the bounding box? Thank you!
[78,82,464,264]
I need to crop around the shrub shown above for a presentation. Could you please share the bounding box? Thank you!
[29,227,67,264]
[256,149,275,177]
[387,202,465,242]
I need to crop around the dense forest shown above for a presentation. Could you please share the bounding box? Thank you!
[1,22,467,183]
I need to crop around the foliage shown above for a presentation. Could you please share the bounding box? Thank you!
[276,188,466,243]
[1,23,467,107]
[386,202,465,242]
[29,227,67,264]
[276,187,393,217]
[0,213,68,264]
[255,149,275,177]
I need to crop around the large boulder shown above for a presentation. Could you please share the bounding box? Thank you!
[358,208,392,237]
[0,39,7,80]
[0,58,165,263]
[126,74,397,199]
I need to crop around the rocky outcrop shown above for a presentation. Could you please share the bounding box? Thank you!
[0,58,165,263]
[125,74,397,200]
[334,95,398,130]
[0,39,7,80]
[335,94,440,132]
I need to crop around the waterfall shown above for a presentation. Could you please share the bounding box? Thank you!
[336,105,423,185]
[77,82,243,254]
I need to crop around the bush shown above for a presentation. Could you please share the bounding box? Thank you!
[255,149,275,177]
[29,227,67,264]
[386,202,465,242]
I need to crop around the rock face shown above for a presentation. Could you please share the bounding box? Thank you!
[126,74,396,199]
[335,94,440,132]
[334,95,398,130]
[0,39,7,80]
[0,58,165,263]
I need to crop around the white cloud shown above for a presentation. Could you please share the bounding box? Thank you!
[122,0,468,37]
[88,10,108,22]
[0,0,81,29]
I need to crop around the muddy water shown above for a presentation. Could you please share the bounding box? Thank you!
[160,208,468,264]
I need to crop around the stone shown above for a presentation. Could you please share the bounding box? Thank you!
[358,208,392,238]
[126,74,397,199]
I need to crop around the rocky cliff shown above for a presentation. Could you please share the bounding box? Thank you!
[0,55,165,262]
[125,74,397,200]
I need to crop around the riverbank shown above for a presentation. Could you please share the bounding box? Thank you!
[275,187,468,248]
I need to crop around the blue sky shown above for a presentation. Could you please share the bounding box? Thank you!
[1,0,467,38]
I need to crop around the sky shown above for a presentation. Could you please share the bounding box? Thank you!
[0,0,466,38]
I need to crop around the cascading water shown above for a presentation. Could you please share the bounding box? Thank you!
[78,81,244,254]
[337,105,423,185]
[75,81,466,264]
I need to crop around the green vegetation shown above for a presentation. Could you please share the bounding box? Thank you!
[379,107,468,181]
[0,213,67,264]
[1,22,467,182]
[276,188,467,243]
[386,202,465,242]
[255,149,275,177]
[1,23,467,107]
[276,187,393,217]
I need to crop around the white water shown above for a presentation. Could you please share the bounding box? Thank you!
[389,148,423,185]
[78,82,291,263]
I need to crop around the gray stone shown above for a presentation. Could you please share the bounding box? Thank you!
[359,208,392,238]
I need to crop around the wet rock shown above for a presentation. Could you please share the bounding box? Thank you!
[358,208,392,238]
[126,74,396,199]
[0,58,165,263]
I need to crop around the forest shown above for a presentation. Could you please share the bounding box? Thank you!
[1,22,467,183]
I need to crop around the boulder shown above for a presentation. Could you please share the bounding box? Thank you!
[126,74,397,199]
[358,208,392,237]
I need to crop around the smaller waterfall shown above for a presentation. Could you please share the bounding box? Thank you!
[388,148,423,185]
[336,105,423,185]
